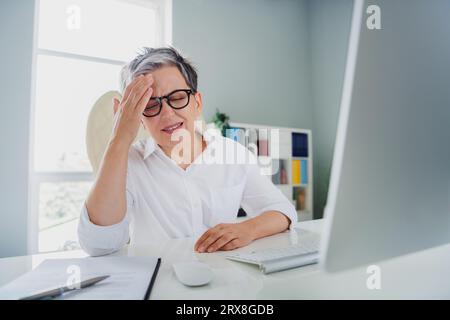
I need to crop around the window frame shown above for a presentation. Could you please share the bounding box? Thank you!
[28,0,172,254]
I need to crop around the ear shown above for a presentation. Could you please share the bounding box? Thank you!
[112,98,120,115]
[193,92,203,116]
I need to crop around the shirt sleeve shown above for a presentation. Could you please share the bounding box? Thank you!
[241,162,298,229]
[77,188,135,257]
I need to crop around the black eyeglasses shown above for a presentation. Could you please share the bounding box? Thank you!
[143,89,196,117]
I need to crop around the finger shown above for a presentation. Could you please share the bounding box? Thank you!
[195,225,221,250]
[197,229,225,253]
[122,74,145,102]
[221,239,241,251]
[195,229,214,251]
[112,98,123,132]
[135,82,154,113]
[206,233,237,253]
[195,223,226,251]
[195,223,231,251]
[125,76,154,109]
[112,98,120,115]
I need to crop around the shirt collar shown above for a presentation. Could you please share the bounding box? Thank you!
[143,137,157,159]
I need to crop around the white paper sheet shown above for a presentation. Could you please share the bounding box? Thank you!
[0,256,160,300]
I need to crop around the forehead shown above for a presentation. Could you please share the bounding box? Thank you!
[149,65,188,96]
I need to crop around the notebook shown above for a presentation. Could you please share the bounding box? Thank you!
[0,256,161,300]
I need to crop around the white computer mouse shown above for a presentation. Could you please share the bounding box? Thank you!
[172,262,212,287]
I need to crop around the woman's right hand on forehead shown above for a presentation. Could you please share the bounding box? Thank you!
[111,73,153,147]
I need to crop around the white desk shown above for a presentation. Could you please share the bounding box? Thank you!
[1,219,450,299]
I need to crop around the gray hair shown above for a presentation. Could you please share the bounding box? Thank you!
[119,46,198,94]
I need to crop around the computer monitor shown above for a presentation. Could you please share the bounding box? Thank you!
[321,0,450,272]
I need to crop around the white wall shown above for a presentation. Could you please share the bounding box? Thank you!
[174,0,354,219]
[173,0,314,129]
[0,0,36,257]
[308,0,353,218]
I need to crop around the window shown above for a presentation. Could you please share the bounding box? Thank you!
[31,0,171,253]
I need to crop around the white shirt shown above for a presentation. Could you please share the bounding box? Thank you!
[78,133,298,256]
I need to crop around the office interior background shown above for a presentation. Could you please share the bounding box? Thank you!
[0,0,354,258]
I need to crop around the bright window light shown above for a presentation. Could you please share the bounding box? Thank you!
[34,55,122,172]
[38,0,159,62]
[32,0,171,253]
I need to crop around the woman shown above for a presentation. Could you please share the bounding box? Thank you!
[78,47,297,256]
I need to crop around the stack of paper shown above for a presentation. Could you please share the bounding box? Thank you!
[0,256,160,300]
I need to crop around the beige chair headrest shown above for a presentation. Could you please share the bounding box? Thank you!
[86,91,149,175]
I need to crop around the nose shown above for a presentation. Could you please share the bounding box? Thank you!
[159,98,176,117]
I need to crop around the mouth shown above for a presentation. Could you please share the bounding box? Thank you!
[161,122,184,134]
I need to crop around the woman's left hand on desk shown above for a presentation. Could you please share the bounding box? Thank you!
[194,223,255,253]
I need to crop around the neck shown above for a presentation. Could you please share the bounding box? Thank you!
[160,132,205,168]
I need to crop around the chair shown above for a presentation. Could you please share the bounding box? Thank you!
[86,90,210,176]
[86,91,149,175]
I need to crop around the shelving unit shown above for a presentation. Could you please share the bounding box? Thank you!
[228,122,313,221]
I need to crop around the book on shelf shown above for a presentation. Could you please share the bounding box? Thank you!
[246,128,258,155]
[257,128,269,156]
[226,127,271,157]
[301,159,308,184]
[225,122,312,219]
[291,159,308,185]
[293,186,307,211]
[292,132,308,157]
[226,127,246,145]
[271,159,288,185]
[292,160,300,184]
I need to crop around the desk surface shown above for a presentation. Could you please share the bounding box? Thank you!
[1,219,450,299]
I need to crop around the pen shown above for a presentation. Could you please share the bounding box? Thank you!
[19,275,110,300]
